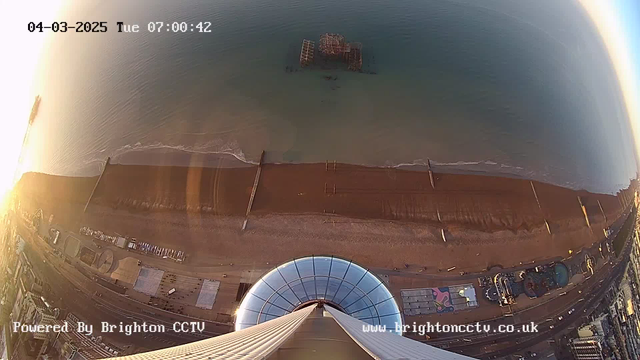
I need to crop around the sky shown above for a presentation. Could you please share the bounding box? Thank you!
[0,0,65,205]
[578,0,640,171]
[0,0,639,206]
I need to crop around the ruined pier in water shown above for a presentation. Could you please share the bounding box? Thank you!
[299,33,363,71]
[300,39,315,67]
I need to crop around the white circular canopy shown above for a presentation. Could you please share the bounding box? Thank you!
[235,256,403,334]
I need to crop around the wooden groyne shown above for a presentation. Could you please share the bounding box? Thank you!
[84,157,110,213]
[577,196,591,228]
[243,151,266,230]
[427,159,435,189]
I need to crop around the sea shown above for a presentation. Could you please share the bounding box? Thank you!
[26,0,638,194]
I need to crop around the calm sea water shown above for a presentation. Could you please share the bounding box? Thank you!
[27,0,637,193]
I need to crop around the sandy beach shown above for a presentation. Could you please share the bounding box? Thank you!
[14,161,635,273]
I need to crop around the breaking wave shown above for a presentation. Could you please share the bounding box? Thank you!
[110,139,259,165]
[389,158,587,191]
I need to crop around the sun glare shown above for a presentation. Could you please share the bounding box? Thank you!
[1,0,65,208]
[578,0,640,164]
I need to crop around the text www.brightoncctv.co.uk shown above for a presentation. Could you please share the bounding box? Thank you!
[362,321,539,336]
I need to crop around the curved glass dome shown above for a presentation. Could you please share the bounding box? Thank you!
[235,256,403,334]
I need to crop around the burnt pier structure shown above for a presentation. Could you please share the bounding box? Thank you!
[299,33,363,71]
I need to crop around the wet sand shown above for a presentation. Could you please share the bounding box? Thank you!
[14,161,635,271]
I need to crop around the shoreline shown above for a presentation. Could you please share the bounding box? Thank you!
[111,145,596,193]
[108,147,590,193]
